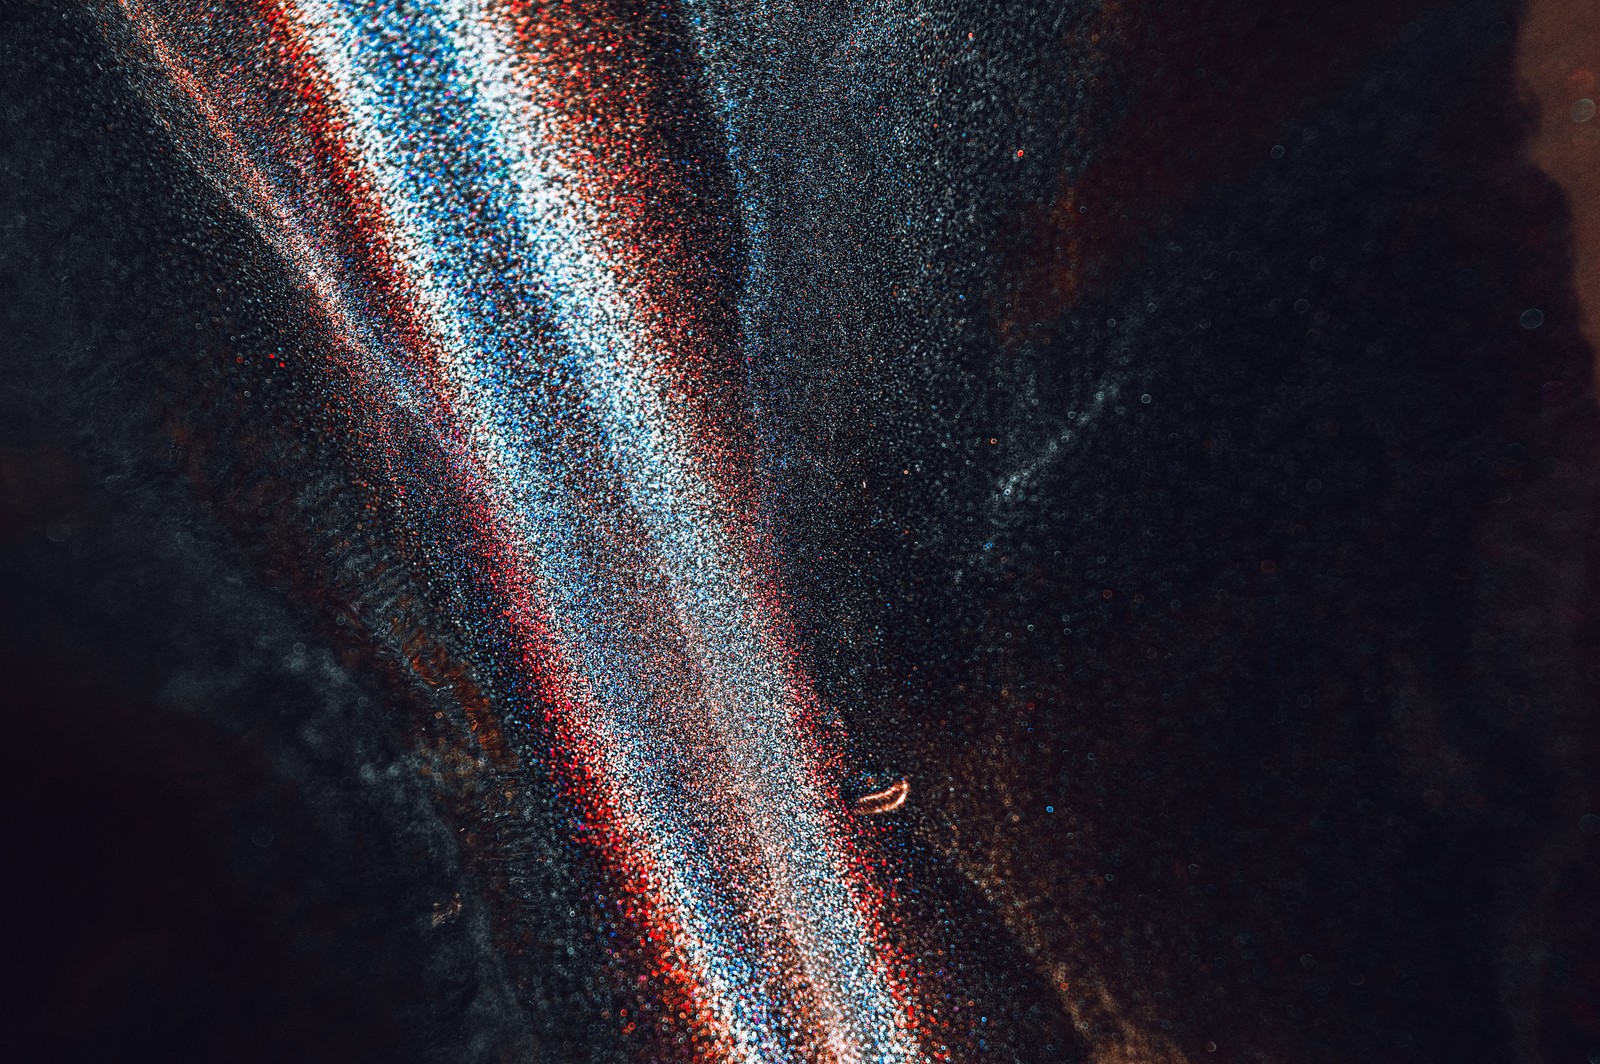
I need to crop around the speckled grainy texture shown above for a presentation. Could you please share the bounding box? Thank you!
[3,1,1597,1062]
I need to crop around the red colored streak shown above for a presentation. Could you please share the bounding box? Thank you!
[499,0,758,521]
[106,3,927,1057]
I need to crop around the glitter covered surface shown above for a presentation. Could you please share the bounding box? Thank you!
[105,1,928,1059]
[7,1,1600,1062]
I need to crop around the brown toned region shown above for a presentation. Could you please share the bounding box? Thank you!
[1519,0,1600,355]
[1002,0,1435,339]
[914,3,1600,1062]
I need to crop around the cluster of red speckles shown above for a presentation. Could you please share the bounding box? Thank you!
[503,0,759,520]
[107,3,934,1060]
